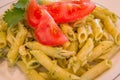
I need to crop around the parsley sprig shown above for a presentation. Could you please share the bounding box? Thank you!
[3,0,42,27]
[3,8,25,27]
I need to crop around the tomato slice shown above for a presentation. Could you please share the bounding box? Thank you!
[35,9,68,46]
[45,1,96,23]
[26,0,41,28]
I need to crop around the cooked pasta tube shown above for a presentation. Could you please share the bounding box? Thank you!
[99,45,120,59]
[88,41,114,62]
[19,45,32,65]
[39,72,51,80]
[19,45,40,69]
[80,60,112,80]
[60,23,76,41]
[75,67,87,76]
[27,59,40,69]
[30,50,81,80]
[62,41,71,50]
[0,31,7,48]
[92,11,120,44]
[86,14,94,23]
[95,6,117,23]
[102,29,110,41]
[66,41,79,53]
[86,25,94,38]
[57,59,68,68]
[103,16,120,45]
[91,19,103,41]
[79,42,85,49]
[0,20,7,31]
[7,23,27,64]
[7,28,16,44]
[92,10,106,20]
[67,56,78,72]
[17,61,45,80]
[77,25,88,43]
[28,69,45,80]
[77,38,94,65]
[68,38,94,73]
[25,41,75,58]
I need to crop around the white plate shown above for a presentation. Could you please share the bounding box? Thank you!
[0,0,120,80]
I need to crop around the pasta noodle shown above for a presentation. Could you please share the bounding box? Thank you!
[95,6,117,23]
[7,23,27,65]
[0,31,7,48]
[77,25,88,43]
[88,41,114,62]
[103,16,120,45]
[25,41,75,58]
[86,25,94,38]
[60,23,77,41]
[17,61,45,80]
[99,45,120,59]
[30,50,81,80]
[68,38,94,73]
[66,41,79,53]
[80,60,112,80]
[77,38,94,66]
[91,19,103,41]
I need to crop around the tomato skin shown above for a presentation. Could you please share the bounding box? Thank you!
[35,9,68,46]
[45,1,96,23]
[26,0,41,28]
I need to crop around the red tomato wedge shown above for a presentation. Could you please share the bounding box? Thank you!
[35,9,68,46]
[45,1,96,23]
[26,0,41,28]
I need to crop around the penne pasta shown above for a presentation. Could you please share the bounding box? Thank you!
[30,50,81,80]
[88,41,114,62]
[27,59,40,69]
[77,25,88,43]
[99,45,120,59]
[91,19,103,41]
[7,28,16,44]
[68,38,94,73]
[39,72,51,80]
[7,23,27,65]
[60,23,77,41]
[0,31,7,48]
[95,6,118,23]
[25,41,75,58]
[86,25,94,39]
[103,16,120,45]
[80,60,112,80]
[62,41,71,50]
[66,41,79,53]
[17,61,45,80]
[77,38,94,66]
[0,20,7,31]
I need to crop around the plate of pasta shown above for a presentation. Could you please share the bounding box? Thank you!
[0,0,120,80]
